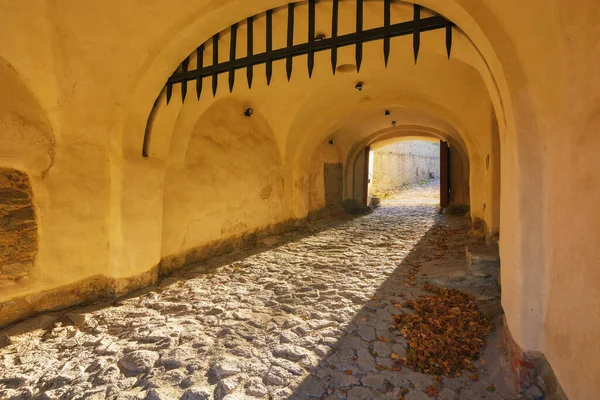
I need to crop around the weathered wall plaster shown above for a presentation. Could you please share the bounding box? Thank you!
[162,98,287,261]
[0,0,597,397]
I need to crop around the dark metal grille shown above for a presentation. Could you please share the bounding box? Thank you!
[143,1,454,157]
[163,1,453,104]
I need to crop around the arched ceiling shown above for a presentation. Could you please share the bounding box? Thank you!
[117,0,514,166]
[147,31,493,175]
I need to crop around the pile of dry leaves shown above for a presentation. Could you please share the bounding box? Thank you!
[392,284,493,377]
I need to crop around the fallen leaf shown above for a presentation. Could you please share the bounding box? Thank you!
[391,285,493,376]
[425,385,439,397]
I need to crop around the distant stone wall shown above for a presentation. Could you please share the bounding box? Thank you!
[371,141,440,196]
[0,168,37,288]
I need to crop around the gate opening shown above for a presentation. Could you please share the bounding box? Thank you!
[367,139,441,206]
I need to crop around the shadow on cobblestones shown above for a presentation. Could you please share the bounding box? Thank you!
[291,208,518,400]
[0,200,520,400]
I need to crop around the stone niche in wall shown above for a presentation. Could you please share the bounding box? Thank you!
[0,168,37,288]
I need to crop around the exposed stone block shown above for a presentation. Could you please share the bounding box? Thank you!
[466,245,500,279]
[503,318,568,400]
[0,168,37,287]
[0,188,30,206]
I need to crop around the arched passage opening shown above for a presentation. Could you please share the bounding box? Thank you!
[341,124,472,215]
[126,0,510,345]
[0,0,565,395]
[367,138,443,206]
[0,0,597,397]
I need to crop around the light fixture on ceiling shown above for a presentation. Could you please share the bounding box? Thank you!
[355,82,363,91]
[328,139,335,145]
[315,33,326,41]
[244,108,254,117]
[392,121,397,127]
[385,110,391,116]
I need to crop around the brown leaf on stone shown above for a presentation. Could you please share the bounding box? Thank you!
[425,385,439,397]
[391,284,493,376]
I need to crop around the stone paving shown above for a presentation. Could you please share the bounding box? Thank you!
[380,179,440,206]
[0,183,521,400]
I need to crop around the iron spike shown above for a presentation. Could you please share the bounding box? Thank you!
[446,23,453,59]
[229,23,238,92]
[166,68,177,104]
[181,57,189,102]
[166,82,172,104]
[413,4,421,64]
[384,0,391,67]
[266,9,273,85]
[286,3,295,81]
[247,17,254,88]
[196,44,204,99]
[331,0,339,74]
[212,34,219,96]
[356,0,363,72]
[308,0,316,78]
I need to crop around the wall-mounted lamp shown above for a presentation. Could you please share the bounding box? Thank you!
[244,108,254,117]
[392,121,397,127]
[315,33,326,41]
[355,82,363,91]
[328,139,335,145]
[385,110,391,116]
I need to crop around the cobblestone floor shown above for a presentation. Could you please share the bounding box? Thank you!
[381,179,440,206]
[0,183,520,400]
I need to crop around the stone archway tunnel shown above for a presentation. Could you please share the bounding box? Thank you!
[0,0,598,399]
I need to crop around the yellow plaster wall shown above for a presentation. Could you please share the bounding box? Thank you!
[0,0,597,397]
[162,98,287,258]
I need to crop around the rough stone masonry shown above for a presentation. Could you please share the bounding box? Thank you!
[0,183,525,400]
[0,168,37,289]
